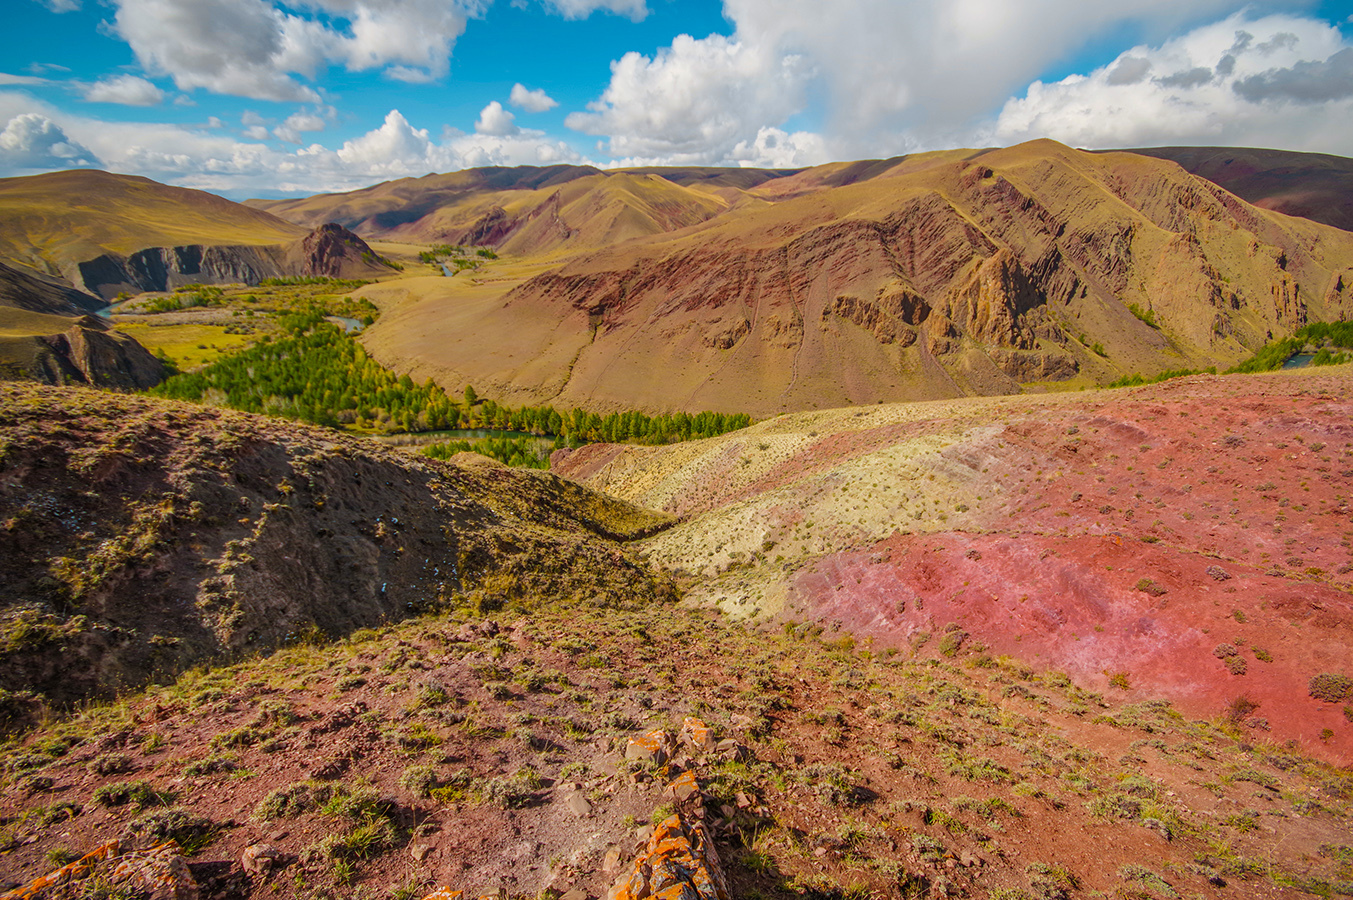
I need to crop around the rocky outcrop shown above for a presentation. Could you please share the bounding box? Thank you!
[940,249,1043,350]
[0,261,103,316]
[417,721,734,900]
[2,316,167,390]
[74,224,388,298]
[76,244,287,299]
[606,808,729,900]
[283,222,391,279]
[35,318,167,389]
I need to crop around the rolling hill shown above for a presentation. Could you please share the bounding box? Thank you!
[554,365,1353,761]
[1128,145,1353,232]
[248,164,785,257]
[0,169,306,282]
[356,140,1353,416]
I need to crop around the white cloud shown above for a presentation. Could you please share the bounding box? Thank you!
[241,110,268,127]
[568,0,1299,165]
[509,83,558,113]
[0,113,100,169]
[994,13,1353,155]
[474,100,519,136]
[82,74,165,106]
[0,94,584,194]
[541,0,647,21]
[730,126,828,168]
[0,73,51,86]
[38,0,81,12]
[274,106,334,143]
[109,0,488,102]
[566,32,810,165]
[243,125,271,140]
[206,116,223,128]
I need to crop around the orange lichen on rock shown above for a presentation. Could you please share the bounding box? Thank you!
[606,812,730,900]
[110,841,200,900]
[0,841,121,900]
[0,840,198,900]
[624,728,673,766]
[679,717,715,753]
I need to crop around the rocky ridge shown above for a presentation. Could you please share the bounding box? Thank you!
[0,383,672,713]
[75,223,391,299]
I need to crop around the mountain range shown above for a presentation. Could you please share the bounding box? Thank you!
[1,141,1351,411]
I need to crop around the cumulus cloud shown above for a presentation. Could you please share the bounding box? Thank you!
[474,100,518,136]
[509,83,558,113]
[566,33,810,165]
[313,110,581,184]
[1234,46,1353,103]
[109,0,487,102]
[729,126,828,169]
[994,13,1353,154]
[1107,57,1152,86]
[567,0,1264,165]
[82,74,165,106]
[0,93,585,195]
[541,0,647,21]
[274,106,334,143]
[0,113,99,169]
[1156,66,1213,89]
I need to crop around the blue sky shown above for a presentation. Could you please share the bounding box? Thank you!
[2,0,1352,198]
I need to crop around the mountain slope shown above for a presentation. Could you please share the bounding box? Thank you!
[554,365,1353,761]
[1126,145,1353,232]
[0,260,166,387]
[0,169,306,282]
[252,166,750,257]
[361,140,1353,417]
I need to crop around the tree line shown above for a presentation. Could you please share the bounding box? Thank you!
[146,311,752,460]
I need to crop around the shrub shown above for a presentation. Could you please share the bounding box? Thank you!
[254,781,332,820]
[399,765,440,799]
[938,630,968,657]
[88,753,133,776]
[799,763,864,806]
[93,780,172,809]
[318,818,399,861]
[1309,673,1353,703]
[1135,578,1167,597]
[182,753,238,777]
[123,808,216,854]
[483,768,543,808]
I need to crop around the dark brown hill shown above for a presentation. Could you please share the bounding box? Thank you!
[1125,146,1353,231]
[0,260,166,388]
